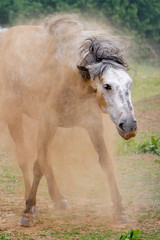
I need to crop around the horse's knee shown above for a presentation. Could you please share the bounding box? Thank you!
[33,160,43,178]
[96,143,108,163]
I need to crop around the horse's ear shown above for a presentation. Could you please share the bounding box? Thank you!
[77,65,90,80]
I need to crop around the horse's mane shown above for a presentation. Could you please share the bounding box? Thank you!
[43,15,128,72]
[78,35,128,80]
[79,36,127,67]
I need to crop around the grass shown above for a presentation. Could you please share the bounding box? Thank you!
[129,64,160,102]
[0,164,22,193]
[0,63,160,240]
[117,130,160,153]
[138,207,160,222]
[1,228,160,240]
[117,154,160,214]
[0,230,118,240]
[117,134,160,156]
[139,230,160,240]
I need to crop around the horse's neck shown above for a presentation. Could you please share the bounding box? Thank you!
[67,68,94,98]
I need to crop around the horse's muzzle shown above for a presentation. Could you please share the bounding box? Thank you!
[117,118,137,140]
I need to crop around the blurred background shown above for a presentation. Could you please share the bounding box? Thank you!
[0,0,160,65]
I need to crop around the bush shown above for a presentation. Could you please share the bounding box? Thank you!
[136,136,160,156]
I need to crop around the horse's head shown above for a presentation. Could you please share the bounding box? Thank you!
[78,37,137,140]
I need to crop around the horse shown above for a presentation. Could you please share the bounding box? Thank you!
[0,15,137,226]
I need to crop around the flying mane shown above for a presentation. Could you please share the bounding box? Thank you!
[42,15,127,72]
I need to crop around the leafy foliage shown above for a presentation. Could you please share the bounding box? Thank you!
[0,0,159,46]
[0,234,10,240]
[120,136,160,156]
[154,159,160,163]
[135,136,160,156]
[116,229,140,240]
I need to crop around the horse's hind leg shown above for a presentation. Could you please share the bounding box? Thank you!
[44,161,70,211]
[85,122,128,222]
[20,109,69,226]
[7,116,31,200]
[39,114,70,211]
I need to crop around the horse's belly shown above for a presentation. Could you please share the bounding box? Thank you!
[22,96,41,120]
[58,110,79,128]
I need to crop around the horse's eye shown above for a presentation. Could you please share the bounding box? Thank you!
[104,84,111,90]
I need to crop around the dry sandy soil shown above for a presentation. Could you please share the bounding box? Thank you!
[0,95,160,239]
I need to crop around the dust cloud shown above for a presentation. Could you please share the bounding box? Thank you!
[0,14,122,217]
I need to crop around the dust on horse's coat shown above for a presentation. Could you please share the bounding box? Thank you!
[0,15,137,226]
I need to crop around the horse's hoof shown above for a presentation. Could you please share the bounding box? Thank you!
[54,199,70,211]
[32,205,39,214]
[113,212,129,223]
[20,213,34,227]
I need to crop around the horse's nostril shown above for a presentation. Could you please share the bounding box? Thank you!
[119,123,125,132]
[118,119,137,133]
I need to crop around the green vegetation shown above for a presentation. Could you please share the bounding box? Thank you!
[135,136,160,156]
[118,135,160,156]
[0,0,160,47]
[154,159,160,163]
[130,65,160,102]
[1,228,160,240]
[116,229,140,240]
[0,164,22,193]
[0,234,10,240]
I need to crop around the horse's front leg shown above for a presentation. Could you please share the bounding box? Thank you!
[86,126,128,222]
[20,109,69,227]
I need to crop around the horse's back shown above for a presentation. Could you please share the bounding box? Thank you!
[0,17,88,122]
[0,25,56,84]
[0,25,59,120]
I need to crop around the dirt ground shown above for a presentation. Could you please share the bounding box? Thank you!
[0,95,160,239]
